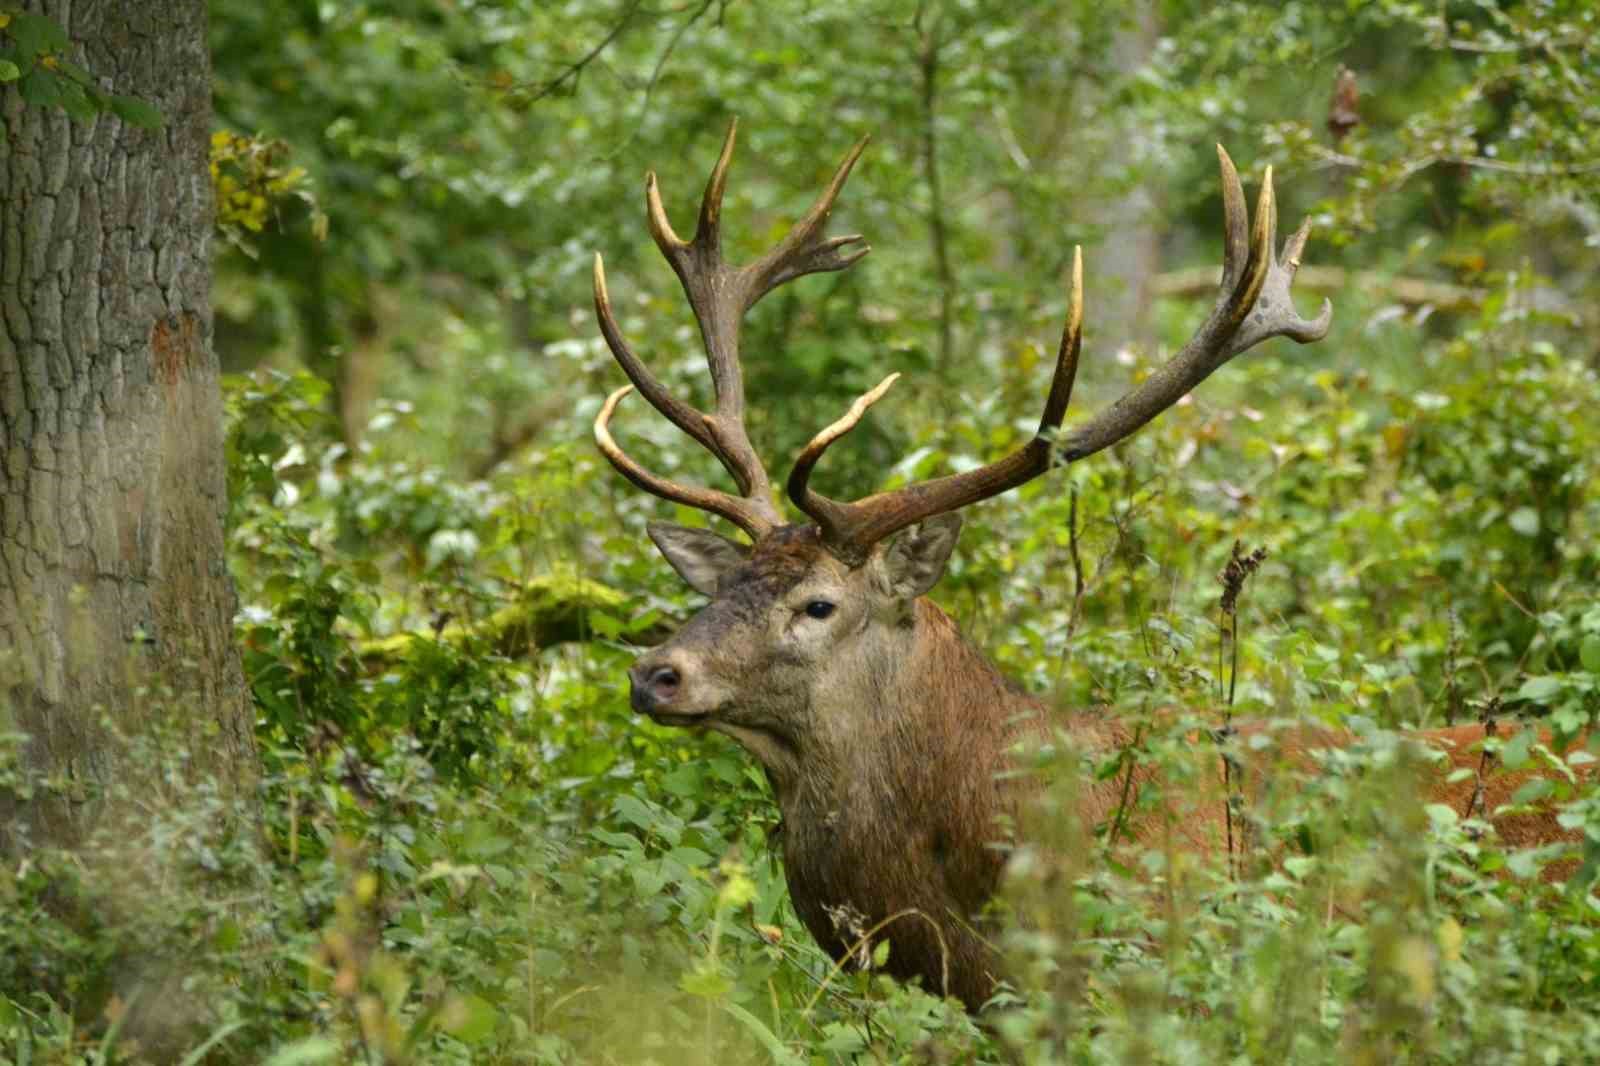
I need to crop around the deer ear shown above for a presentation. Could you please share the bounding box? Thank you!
[647,522,749,596]
[879,514,962,599]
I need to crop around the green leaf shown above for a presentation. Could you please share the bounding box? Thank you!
[1516,676,1563,703]
[612,793,659,833]
[8,13,68,60]
[109,93,163,129]
[213,919,242,952]
[819,1024,868,1054]
[56,80,94,121]
[1501,728,1534,769]
[17,68,61,108]
[680,962,733,1000]
[54,58,92,85]
[1581,635,1600,675]
[0,60,19,82]
[177,1021,249,1066]
[261,1038,339,1066]
[719,1002,803,1066]
[1505,848,1542,880]
[1511,778,1553,805]
[1424,803,1459,829]
[1507,507,1540,536]
[1552,706,1589,736]
[439,994,498,1044]
[1282,855,1318,880]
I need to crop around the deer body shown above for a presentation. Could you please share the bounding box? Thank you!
[771,596,1161,1010]
[640,534,1580,1011]
[635,522,1185,1009]
[586,123,1588,1012]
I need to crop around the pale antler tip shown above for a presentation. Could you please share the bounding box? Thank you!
[1068,247,1084,332]
[646,171,684,250]
[1255,166,1277,232]
[1313,296,1334,329]
[593,384,635,445]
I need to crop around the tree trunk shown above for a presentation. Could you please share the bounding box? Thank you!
[0,0,253,846]
[1094,5,1162,346]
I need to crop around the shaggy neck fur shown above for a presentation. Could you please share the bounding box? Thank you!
[770,598,1059,1009]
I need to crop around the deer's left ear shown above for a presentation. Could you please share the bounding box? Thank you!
[878,513,962,600]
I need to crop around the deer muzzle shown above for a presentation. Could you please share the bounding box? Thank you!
[629,654,698,720]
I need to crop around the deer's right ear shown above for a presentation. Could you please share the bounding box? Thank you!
[647,522,749,596]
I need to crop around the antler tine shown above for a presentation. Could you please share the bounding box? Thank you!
[787,149,1332,565]
[747,133,873,303]
[594,386,777,539]
[1055,154,1328,462]
[644,118,738,257]
[786,373,902,543]
[696,117,737,244]
[789,251,1084,565]
[592,121,878,540]
[1216,146,1249,293]
[592,253,724,462]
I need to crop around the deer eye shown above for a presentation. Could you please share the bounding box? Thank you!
[803,600,836,620]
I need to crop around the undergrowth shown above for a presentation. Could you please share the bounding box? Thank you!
[4,310,1599,1063]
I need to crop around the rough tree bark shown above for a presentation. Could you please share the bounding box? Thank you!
[0,0,253,846]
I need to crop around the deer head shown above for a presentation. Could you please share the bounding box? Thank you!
[590,120,1332,1007]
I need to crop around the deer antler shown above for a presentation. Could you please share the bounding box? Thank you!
[787,146,1332,565]
[592,119,871,540]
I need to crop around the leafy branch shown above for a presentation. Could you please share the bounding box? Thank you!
[0,10,161,128]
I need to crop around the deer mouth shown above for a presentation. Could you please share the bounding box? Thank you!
[643,706,713,726]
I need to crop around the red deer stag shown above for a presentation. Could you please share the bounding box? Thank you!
[590,121,1590,1011]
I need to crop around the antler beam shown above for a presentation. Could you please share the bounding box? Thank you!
[786,146,1332,565]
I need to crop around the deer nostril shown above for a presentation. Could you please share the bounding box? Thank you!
[629,659,689,716]
[647,665,681,697]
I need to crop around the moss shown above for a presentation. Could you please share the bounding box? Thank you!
[356,572,664,667]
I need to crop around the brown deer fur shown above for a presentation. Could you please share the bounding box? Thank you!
[628,522,1594,1011]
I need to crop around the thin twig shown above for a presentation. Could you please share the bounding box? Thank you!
[1216,541,1266,877]
[522,0,645,103]
[1105,723,1145,849]
[608,0,716,157]
[1310,142,1600,180]
[1066,484,1085,645]
[1462,701,1501,833]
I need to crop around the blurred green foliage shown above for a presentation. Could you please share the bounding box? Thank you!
[4,0,1600,1062]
